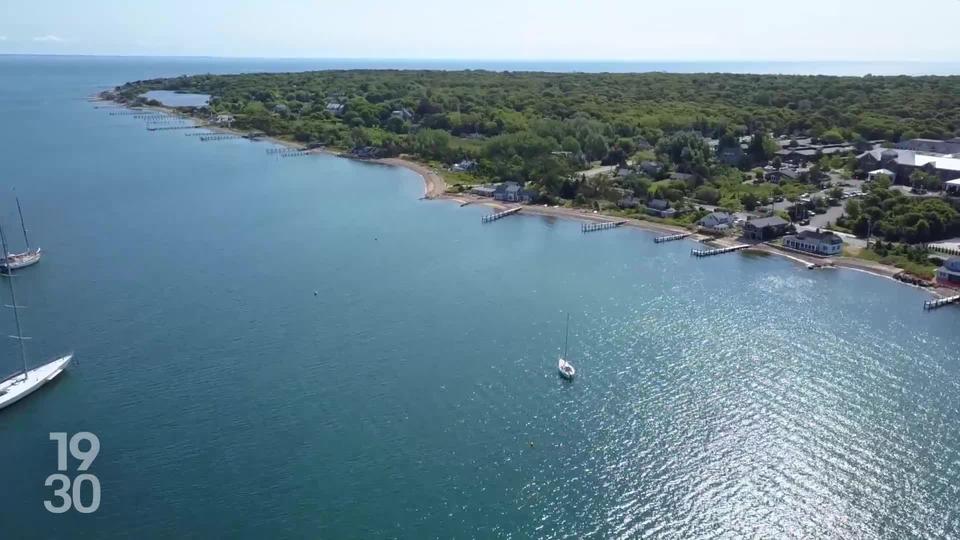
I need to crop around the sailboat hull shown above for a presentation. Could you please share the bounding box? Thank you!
[0,353,72,411]
[1,248,42,270]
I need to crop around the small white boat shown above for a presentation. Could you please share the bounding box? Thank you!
[0,354,73,411]
[557,313,576,380]
[1,248,42,270]
[558,357,575,380]
[0,198,41,270]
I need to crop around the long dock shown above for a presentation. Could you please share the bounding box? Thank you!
[691,244,749,257]
[147,125,200,131]
[582,220,626,233]
[923,295,960,310]
[654,232,691,243]
[199,133,241,142]
[481,207,521,223]
[266,148,308,157]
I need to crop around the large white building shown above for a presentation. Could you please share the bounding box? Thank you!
[782,229,843,256]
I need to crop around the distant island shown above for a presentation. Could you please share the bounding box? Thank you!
[105,70,960,283]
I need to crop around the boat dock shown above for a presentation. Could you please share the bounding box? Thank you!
[108,110,144,116]
[266,148,308,157]
[199,134,241,142]
[481,207,521,223]
[147,125,200,131]
[691,244,749,257]
[923,295,960,310]
[654,232,691,243]
[582,220,626,233]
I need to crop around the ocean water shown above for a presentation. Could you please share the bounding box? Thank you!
[0,55,959,539]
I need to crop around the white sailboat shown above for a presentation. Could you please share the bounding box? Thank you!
[0,222,71,412]
[0,198,42,271]
[558,313,575,380]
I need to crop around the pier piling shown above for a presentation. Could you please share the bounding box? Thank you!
[581,220,627,233]
[691,244,749,257]
[654,232,692,243]
[923,295,960,310]
[481,207,521,223]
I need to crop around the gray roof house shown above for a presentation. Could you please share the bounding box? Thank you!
[493,182,535,203]
[470,185,496,197]
[645,198,677,218]
[697,212,734,231]
[743,216,789,241]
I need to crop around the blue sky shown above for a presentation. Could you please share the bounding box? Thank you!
[1,0,959,60]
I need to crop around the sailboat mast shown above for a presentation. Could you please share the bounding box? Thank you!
[562,313,570,359]
[15,197,29,250]
[0,224,28,376]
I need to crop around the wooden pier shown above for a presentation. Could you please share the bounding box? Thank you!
[481,207,521,223]
[691,244,749,257]
[147,125,200,131]
[582,220,627,233]
[923,295,960,310]
[199,133,241,142]
[266,148,308,157]
[108,110,144,116]
[185,131,212,136]
[654,232,691,243]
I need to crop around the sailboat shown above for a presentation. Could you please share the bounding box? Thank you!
[0,223,71,411]
[0,198,42,271]
[558,313,576,380]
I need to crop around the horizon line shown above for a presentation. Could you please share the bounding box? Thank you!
[1,53,959,65]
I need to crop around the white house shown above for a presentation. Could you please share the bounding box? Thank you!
[213,114,234,126]
[783,229,843,256]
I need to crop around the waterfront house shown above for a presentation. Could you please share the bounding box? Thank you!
[470,185,496,197]
[493,182,535,203]
[697,212,734,232]
[782,229,843,255]
[213,113,234,126]
[350,146,380,159]
[618,196,641,209]
[742,216,788,241]
[645,199,676,218]
[936,256,960,287]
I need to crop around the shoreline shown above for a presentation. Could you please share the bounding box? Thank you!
[97,95,953,299]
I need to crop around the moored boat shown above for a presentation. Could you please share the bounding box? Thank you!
[0,198,42,270]
[0,354,73,411]
[557,313,576,380]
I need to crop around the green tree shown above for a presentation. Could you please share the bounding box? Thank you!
[694,185,721,204]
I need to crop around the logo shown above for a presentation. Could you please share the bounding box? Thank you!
[44,432,101,514]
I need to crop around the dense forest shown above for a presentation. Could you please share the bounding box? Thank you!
[113,70,960,218]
